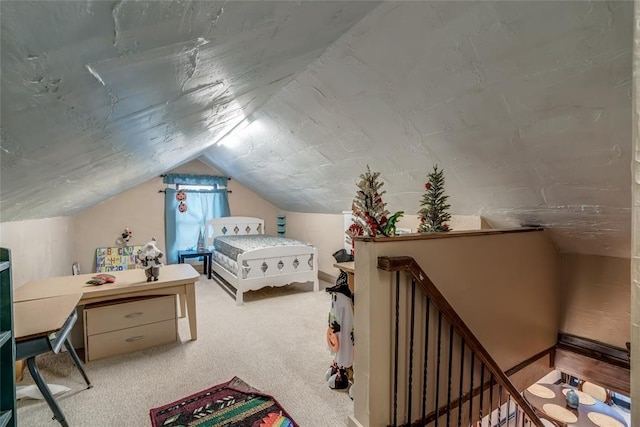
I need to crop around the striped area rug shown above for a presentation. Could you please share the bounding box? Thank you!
[149,377,297,427]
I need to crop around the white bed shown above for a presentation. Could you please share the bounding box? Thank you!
[205,216,319,305]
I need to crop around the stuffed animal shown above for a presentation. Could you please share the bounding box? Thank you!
[137,237,164,282]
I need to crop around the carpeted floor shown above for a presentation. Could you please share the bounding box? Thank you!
[16,276,352,426]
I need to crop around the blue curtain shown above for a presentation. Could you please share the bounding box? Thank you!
[165,189,230,264]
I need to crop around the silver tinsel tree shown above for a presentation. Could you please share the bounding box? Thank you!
[417,164,452,232]
[352,165,391,237]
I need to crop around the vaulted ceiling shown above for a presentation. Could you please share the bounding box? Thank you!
[1,1,633,258]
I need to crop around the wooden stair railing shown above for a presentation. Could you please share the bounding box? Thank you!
[378,256,544,427]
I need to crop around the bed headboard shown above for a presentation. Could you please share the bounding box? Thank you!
[206,216,265,248]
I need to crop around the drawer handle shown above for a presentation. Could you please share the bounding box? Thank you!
[124,312,144,318]
[125,336,144,342]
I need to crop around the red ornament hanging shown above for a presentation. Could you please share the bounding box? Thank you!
[178,202,187,213]
[176,190,187,201]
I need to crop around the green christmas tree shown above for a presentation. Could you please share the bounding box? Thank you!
[352,165,391,237]
[417,165,452,232]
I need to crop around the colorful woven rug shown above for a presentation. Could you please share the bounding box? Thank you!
[149,377,298,427]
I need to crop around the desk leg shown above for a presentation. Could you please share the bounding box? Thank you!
[26,357,69,427]
[186,283,197,340]
[178,293,186,318]
[64,338,92,388]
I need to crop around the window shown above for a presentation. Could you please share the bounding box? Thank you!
[611,391,630,412]
[163,174,230,263]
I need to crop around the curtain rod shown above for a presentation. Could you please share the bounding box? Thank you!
[159,174,231,180]
[158,189,232,193]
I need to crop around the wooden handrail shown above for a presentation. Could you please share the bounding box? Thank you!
[504,346,555,377]
[378,256,544,427]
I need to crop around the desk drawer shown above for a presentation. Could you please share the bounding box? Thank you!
[86,319,177,361]
[85,295,176,336]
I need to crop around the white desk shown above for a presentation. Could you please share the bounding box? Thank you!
[14,263,200,341]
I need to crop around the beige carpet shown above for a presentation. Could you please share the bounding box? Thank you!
[16,276,352,426]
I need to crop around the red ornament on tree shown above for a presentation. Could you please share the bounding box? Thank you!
[425,182,431,190]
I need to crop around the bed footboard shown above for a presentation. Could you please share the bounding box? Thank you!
[206,217,319,305]
[212,245,319,305]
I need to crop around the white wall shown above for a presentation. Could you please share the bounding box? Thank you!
[284,212,345,278]
[559,254,630,349]
[284,212,490,282]
[0,217,75,288]
[629,3,638,420]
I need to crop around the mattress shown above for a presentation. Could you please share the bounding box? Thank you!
[213,250,238,275]
[214,234,310,261]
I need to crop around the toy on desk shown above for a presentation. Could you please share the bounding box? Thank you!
[86,273,116,286]
[137,237,164,282]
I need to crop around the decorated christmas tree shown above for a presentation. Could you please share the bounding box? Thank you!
[352,165,391,237]
[417,165,452,232]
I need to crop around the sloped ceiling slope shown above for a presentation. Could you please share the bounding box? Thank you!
[0,1,632,259]
[201,1,633,258]
[0,1,380,220]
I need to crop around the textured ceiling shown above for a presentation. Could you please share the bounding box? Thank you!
[1,0,380,218]
[0,1,633,258]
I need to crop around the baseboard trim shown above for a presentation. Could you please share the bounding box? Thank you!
[318,270,337,285]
